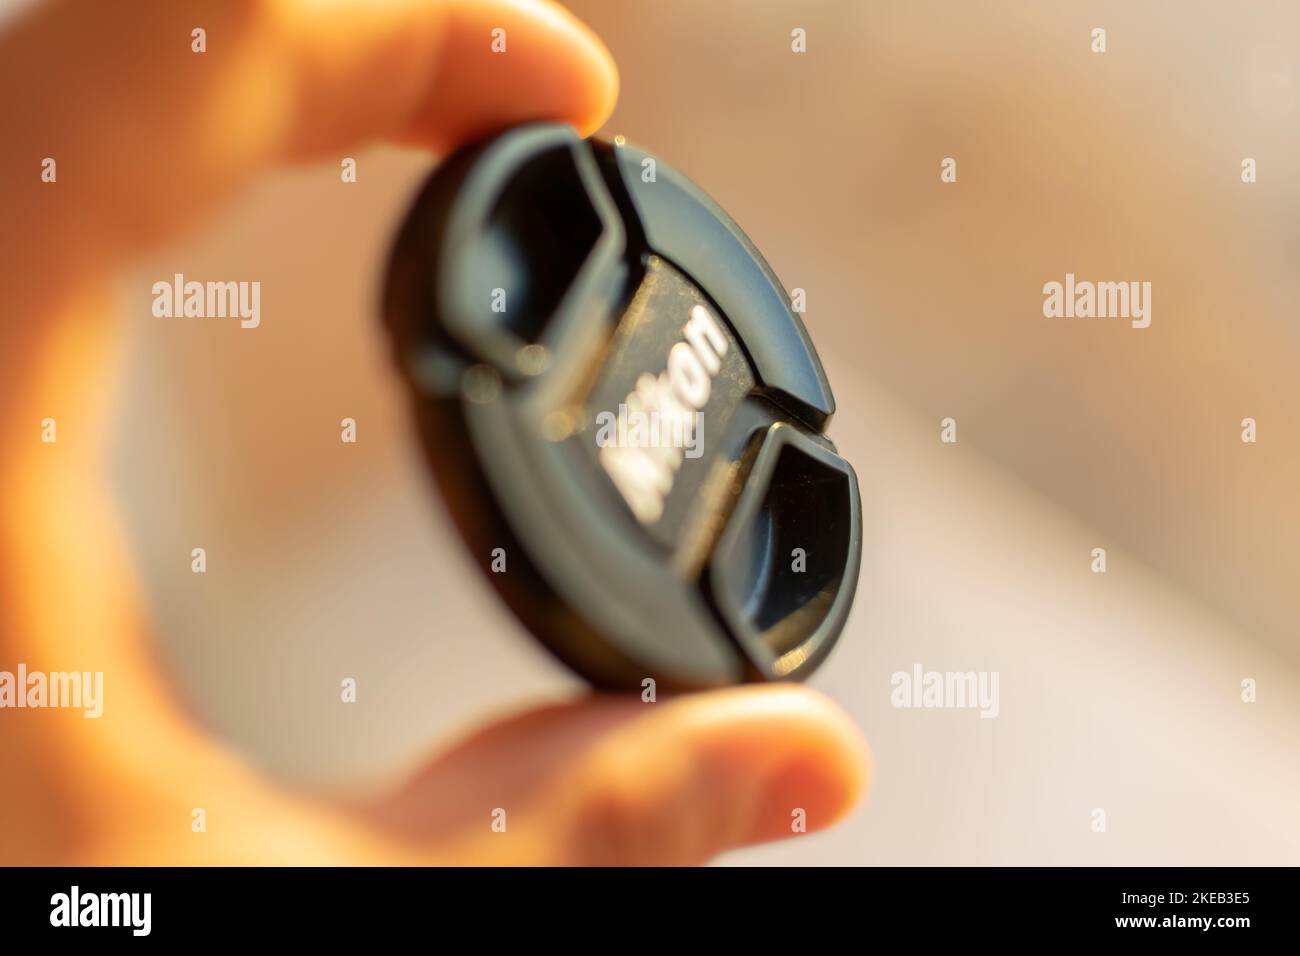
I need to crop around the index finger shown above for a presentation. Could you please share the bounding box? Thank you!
[0,0,618,268]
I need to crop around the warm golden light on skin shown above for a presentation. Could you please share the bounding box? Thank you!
[0,1,863,866]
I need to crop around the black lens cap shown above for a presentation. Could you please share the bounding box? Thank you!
[383,123,861,691]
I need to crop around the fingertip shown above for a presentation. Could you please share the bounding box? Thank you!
[568,20,619,137]
[402,0,620,151]
[749,718,871,845]
[529,0,619,136]
[702,685,870,844]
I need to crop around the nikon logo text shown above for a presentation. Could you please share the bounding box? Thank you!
[599,304,728,524]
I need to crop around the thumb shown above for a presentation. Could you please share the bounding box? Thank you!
[368,686,870,866]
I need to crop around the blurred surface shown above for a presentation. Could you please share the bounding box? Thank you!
[109,0,1299,863]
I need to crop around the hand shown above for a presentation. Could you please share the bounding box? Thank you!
[0,0,867,866]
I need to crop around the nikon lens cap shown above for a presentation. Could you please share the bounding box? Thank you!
[383,123,861,691]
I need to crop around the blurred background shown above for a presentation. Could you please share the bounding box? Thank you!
[102,0,1298,863]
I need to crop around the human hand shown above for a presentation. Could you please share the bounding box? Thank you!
[0,0,867,866]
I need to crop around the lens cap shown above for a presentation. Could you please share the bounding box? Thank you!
[383,123,861,691]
